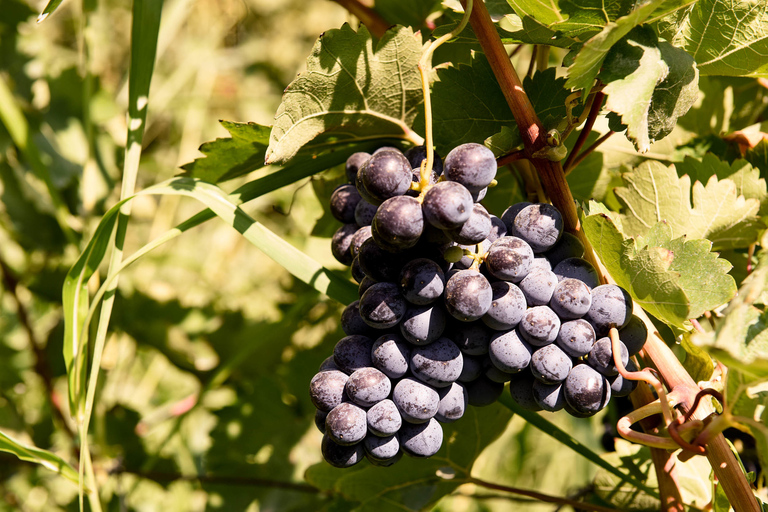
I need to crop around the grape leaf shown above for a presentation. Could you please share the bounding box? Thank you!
[656,0,768,78]
[675,154,768,214]
[265,24,424,164]
[600,27,699,152]
[181,121,270,183]
[614,160,763,250]
[304,404,512,511]
[583,202,736,328]
[746,140,768,175]
[565,0,666,97]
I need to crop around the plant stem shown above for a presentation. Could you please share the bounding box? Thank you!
[563,92,604,171]
[461,1,760,510]
[116,469,320,492]
[330,0,390,38]
[468,477,620,512]
[565,131,614,175]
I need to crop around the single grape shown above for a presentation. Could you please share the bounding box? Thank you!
[485,364,516,383]
[530,344,573,384]
[444,143,497,192]
[508,371,542,411]
[512,203,563,253]
[315,409,328,433]
[410,337,463,388]
[331,224,359,266]
[588,337,629,376]
[367,399,402,436]
[549,278,592,319]
[421,224,453,245]
[341,301,374,336]
[326,402,368,445]
[373,146,402,154]
[358,150,412,204]
[532,381,566,412]
[364,433,401,461]
[466,375,504,406]
[371,333,411,379]
[392,377,440,423]
[584,284,632,336]
[457,354,484,382]
[446,320,491,355]
[564,364,611,416]
[530,257,552,273]
[556,319,596,358]
[487,215,508,242]
[422,181,473,230]
[399,258,445,305]
[484,236,534,282]
[322,434,364,468]
[500,202,532,234]
[309,370,348,412]
[351,257,366,284]
[435,382,468,423]
[359,282,407,329]
[519,306,561,346]
[333,335,374,374]
[400,304,447,345]
[346,367,392,407]
[367,450,403,467]
[354,199,378,226]
[482,281,527,330]
[372,195,424,251]
[618,315,647,356]
[350,226,373,258]
[444,270,493,321]
[544,232,584,266]
[345,152,371,183]
[609,360,639,397]
[330,184,362,224]
[319,356,339,372]
[404,145,443,175]
[357,238,405,282]
[553,258,600,289]
[446,203,492,245]
[488,329,532,374]
[519,269,558,306]
[400,418,443,457]
[358,276,377,297]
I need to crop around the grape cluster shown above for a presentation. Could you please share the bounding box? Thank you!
[313,144,648,468]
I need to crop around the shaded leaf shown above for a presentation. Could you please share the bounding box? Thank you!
[266,24,424,164]
[745,140,768,175]
[0,431,79,486]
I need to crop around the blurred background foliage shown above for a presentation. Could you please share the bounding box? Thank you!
[0,0,765,510]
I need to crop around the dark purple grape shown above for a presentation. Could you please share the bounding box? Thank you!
[315,409,328,433]
[444,270,493,321]
[544,232,585,266]
[488,329,532,374]
[556,319,596,358]
[444,143,497,193]
[471,187,487,202]
[310,370,348,412]
[446,203,492,245]
[484,236,534,282]
[519,269,558,306]
[619,315,647,356]
[457,354,484,382]
[512,203,563,253]
[553,257,600,289]
[435,382,468,423]
[564,364,611,416]
[359,282,407,329]
[371,195,424,252]
[351,257,366,284]
[331,224,359,265]
[466,375,503,406]
[326,402,367,445]
[341,301,375,336]
[530,257,552,273]
[345,152,371,183]
[367,399,402,436]
[500,202,532,234]
[410,337,463,388]
[487,215,508,242]
[400,418,443,457]
[485,364,516,383]
[322,434,364,468]
[333,335,374,374]
[373,146,402,155]
[330,184,362,224]
[422,181,473,230]
[358,276,377,297]
[508,371,542,411]
[392,377,440,423]
[358,150,412,204]
[319,356,339,372]
[446,320,491,355]
[346,367,391,407]
[588,337,629,376]
[350,226,373,258]
[357,238,406,282]
[404,145,443,175]
[354,199,378,226]
[519,306,561,346]
[364,434,400,461]
[371,333,411,379]
[532,381,566,412]
[399,258,445,305]
[407,167,439,197]
[584,284,632,336]
[530,344,573,384]
[400,304,447,345]
[482,281,526,330]
[549,278,592,319]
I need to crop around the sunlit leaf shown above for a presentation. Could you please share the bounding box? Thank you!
[0,431,80,486]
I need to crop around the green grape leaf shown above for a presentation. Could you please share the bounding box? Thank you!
[657,0,768,78]
[265,24,424,164]
[374,0,441,29]
[565,0,666,96]
[181,121,270,183]
[681,333,715,384]
[0,431,80,486]
[583,202,736,328]
[305,404,512,511]
[599,27,699,152]
[615,160,763,250]
[746,139,768,176]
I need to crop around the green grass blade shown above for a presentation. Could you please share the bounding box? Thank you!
[498,393,660,498]
[0,431,80,486]
[36,0,64,22]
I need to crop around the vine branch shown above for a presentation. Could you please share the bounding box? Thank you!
[329,0,390,38]
[467,477,620,512]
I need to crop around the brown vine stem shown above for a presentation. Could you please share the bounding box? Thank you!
[467,477,620,512]
[563,92,604,171]
[460,1,760,510]
[330,0,390,38]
